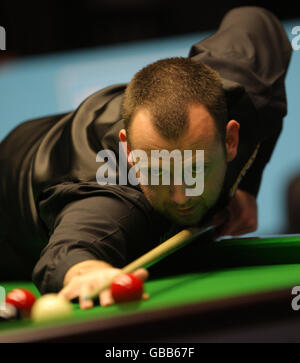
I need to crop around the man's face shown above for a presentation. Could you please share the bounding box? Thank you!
[120,104,238,226]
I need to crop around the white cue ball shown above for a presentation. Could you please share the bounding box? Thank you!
[31,293,73,323]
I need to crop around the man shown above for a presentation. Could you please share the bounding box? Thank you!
[0,7,292,309]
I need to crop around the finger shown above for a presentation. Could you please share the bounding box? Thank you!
[58,285,79,301]
[133,268,149,282]
[80,299,94,310]
[142,293,150,300]
[79,285,95,310]
[99,289,114,307]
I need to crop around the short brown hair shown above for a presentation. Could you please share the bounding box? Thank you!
[121,57,228,146]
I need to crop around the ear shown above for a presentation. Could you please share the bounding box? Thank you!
[225,120,240,162]
[119,129,134,166]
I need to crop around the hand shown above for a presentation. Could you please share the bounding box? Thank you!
[58,267,149,310]
[215,189,258,236]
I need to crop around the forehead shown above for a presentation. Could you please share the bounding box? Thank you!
[130,103,219,152]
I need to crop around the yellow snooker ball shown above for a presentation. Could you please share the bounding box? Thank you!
[31,293,73,323]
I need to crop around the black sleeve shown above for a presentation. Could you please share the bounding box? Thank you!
[32,183,171,294]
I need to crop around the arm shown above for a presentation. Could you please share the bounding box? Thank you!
[218,126,282,236]
[33,195,127,294]
[32,183,169,306]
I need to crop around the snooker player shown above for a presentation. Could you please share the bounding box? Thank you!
[0,7,292,308]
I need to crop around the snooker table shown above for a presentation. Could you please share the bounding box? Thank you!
[1,234,300,343]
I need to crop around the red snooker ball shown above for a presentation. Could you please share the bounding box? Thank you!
[6,288,36,317]
[110,274,144,303]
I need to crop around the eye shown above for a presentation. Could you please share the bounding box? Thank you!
[192,165,202,174]
[190,164,209,177]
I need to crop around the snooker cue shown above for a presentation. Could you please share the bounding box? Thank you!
[86,212,227,299]
[122,210,228,273]
[122,225,214,273]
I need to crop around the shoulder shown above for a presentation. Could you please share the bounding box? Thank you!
[76,83,127,111]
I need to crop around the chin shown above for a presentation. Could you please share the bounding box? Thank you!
[171,213,204,227]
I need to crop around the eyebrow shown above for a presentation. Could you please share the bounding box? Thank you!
[135,145,208,152]
[146,150,212,159]
[188,141,210,149]
[143,158,212,168]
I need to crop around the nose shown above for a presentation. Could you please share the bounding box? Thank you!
[170,185,189,206]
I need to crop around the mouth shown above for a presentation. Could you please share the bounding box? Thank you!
[175,205,196,215]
